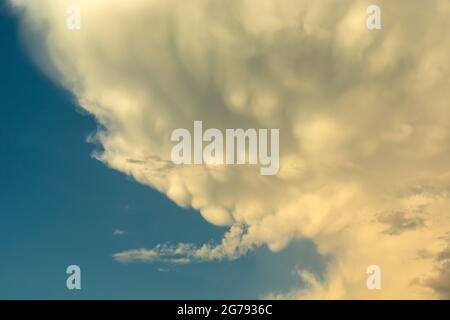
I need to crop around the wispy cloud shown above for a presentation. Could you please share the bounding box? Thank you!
[113,225,250,264]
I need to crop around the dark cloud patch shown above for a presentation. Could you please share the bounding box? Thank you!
[126,155,176,178]
[419,241,450,299]
[377,211,425,235]
[398,174,450,199]
[437,250,450,262]
[416,248,434,260]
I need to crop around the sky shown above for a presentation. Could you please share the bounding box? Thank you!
[2,0,450,300]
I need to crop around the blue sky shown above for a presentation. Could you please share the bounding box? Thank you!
[0,4,325,299]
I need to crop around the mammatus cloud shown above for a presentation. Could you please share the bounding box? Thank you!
[10,0,450,299]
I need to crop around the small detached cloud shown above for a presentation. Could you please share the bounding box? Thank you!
[113,229,126,236]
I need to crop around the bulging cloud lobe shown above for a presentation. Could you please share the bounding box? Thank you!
[10,0,450,298]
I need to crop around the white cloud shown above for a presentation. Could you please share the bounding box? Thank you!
[10,0,450,299]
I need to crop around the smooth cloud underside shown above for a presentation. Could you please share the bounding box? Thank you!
[10,0,450,299]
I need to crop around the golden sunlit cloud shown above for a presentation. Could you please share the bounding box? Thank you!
[10,0,450,299]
